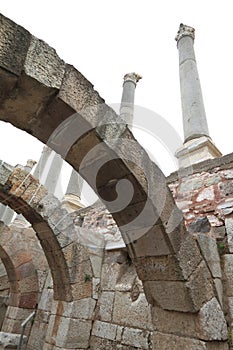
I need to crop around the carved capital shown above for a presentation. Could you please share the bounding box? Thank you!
[123,72,142,85]
[26,159,37,170]
[175,23,195,42]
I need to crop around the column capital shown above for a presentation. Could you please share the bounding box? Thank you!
[175,23,195,43]
[123,72,142,85]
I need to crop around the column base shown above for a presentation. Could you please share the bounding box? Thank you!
[62,194,85,212]
[175,136,222,168]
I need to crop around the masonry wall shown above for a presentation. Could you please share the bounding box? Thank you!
[1,153,233,349]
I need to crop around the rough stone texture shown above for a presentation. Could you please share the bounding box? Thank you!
[197,298,228,341]
[197,234,222,278]
[153,331,207,350]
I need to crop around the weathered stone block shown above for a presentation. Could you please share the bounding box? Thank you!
[24,35,65,89]
[186,260,215,311]
[51,298,96,320]
[92,320,118,341]
[152,306,197,338]
[0,14,31,75]
[143,280,194,312]
[122,327,151,349]
[71,281,92,300]
[177,233,202,279]
[153,331,210,349]
[197,298,228,341]
[197,234,222,278]
[96,291,115,322]
[222,254,233,296]
[125,224,171,257]
[46,315,92,348]
[112,291,152,330]
[133,255,184,281]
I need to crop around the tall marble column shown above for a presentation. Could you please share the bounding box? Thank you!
[120,72,142,129]
[175,24,221,167]
[33,146,63,196]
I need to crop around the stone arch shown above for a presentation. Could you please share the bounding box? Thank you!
[0,223,39,309]
[0,223,40,336]
[0,13,223,318]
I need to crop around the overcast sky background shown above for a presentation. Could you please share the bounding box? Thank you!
[0,1,232,191]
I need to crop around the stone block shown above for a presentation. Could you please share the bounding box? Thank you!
[46,315,92,348]
[222,254,233,296]
[115,264,137,292]
[186,260,215,311]
[92,320,118,340]
[188,216,211,233]
[219,181,233,197]
[27,320,48,350]
[197,234,222,278]
[133,255,184,281]
[153,331,207,350]
[177,233,203,279]
[112,291,152,330]
[196,187,215,202]
[101,262,122,291]
[143,280,194,312]
[206,342,229,350]
[152,306,197,338]
[89,336,117,350]
[90,254,103,278]
[24,35,65,89]
[69,258,93,284]
[96,291,115,322]
[51,298,96,320]
[71,281,92,300]
[125,224,171,257]
[0,14,31,75]
[197,298,228,341]
[122,327,151,349]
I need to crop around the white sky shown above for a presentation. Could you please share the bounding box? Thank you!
[0,1,232,184]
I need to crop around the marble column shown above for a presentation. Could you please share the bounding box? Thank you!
[175,24,221,167]
[63,169,84,212]
[33,146,63,196]
[120,72,142,129]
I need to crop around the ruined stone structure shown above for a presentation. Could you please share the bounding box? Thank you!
[0,15,232,350]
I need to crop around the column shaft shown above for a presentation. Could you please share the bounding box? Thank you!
[120,73,142,129]
[176,24,209,142]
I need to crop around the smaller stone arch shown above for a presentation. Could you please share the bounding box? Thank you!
[0,222,39,335]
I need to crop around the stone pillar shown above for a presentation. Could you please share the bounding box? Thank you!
[175,24,221,167]
[119,72,142,129]
[44,152,63,195]
[33,146,63,196]
[62,169,84,211]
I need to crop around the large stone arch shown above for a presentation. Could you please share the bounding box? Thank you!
[0,14,230,349]
[0,13,187,304]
